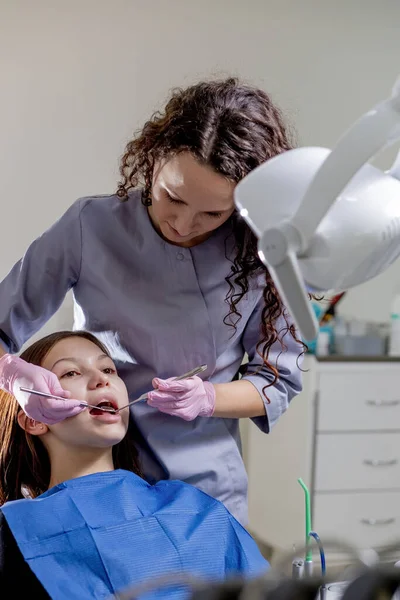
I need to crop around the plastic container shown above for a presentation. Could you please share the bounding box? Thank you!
[335,335,385,356]
[388,294,400,356]
[316,331,331,356]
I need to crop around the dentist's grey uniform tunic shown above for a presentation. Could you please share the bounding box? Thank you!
[0,191,303,524]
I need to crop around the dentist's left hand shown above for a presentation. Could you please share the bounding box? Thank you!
[147,376,216,421]
[0,354,85,424]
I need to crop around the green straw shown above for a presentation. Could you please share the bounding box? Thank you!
[298,478,312,562]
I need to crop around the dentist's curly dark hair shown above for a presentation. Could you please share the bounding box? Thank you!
[117,78,306,398]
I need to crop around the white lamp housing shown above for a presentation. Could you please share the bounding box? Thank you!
[235,77,400,340]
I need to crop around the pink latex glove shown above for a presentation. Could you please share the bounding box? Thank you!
[147,375,216,421]
[0,354,85,425]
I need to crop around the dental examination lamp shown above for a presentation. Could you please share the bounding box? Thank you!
[234,76,400,341]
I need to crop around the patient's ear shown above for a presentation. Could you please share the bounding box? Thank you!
[17,410,49,436]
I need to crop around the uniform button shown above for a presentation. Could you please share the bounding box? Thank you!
[176,252,185,261]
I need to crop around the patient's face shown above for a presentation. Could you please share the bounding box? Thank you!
[41,337,130,449]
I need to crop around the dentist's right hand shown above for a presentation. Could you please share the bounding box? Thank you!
[0,354,85,424]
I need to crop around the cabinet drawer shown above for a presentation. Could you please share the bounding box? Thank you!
[317,369,400,432]
[313,491,400,549]
[315,433,400,491]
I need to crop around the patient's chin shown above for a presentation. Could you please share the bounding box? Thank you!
[90,427,127,448]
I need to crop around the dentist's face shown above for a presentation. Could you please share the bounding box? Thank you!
[150,152,235,247]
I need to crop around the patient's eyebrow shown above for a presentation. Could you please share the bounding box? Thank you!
[50,353,109,370]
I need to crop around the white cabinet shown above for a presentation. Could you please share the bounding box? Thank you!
[315,433,400,491]
[313,491,400,551]
[245,357,400,562]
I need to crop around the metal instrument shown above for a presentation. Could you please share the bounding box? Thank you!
[114,364,208,413]
[19,364,208,414]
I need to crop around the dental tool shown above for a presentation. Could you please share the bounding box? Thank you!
[298,478,313,577]
[19,364,208,415]
[19,387,116,412]
[115,364,208,413]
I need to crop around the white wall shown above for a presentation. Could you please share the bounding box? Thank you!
[1,0,400,340]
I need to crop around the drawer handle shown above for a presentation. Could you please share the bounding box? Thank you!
[363,459,398,467]
[366,399,400,407]
[361,517,395,526]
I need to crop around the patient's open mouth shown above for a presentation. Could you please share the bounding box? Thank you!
[89,400,118,415]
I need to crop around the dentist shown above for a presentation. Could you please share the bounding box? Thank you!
[0,77,304,524]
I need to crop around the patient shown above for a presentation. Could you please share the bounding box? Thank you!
[0,331,267,599]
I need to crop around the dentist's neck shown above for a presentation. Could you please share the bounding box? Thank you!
[48,446,114,489]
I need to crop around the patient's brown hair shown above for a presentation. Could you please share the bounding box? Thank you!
[0,331,142,505]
